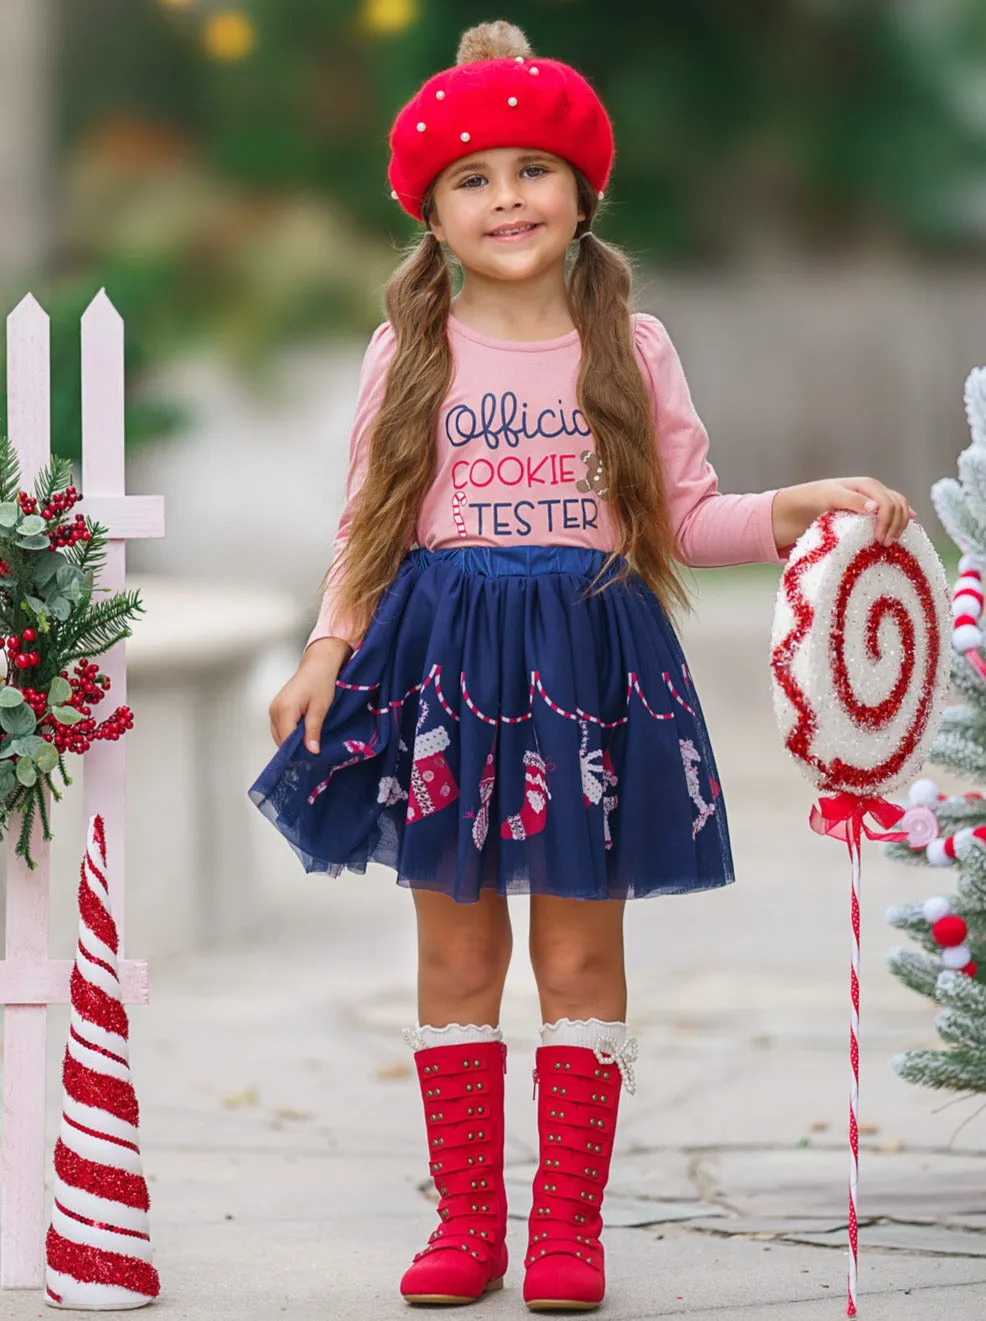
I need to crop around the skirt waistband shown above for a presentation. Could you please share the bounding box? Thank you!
[408,544,621,579]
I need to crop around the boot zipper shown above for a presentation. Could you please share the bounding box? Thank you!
[532,1067,539,1100]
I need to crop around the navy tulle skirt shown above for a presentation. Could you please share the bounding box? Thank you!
[248,545,735,902]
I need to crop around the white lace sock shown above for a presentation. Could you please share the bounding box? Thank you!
[402,1022,504,1052]
[539,1017,627,1051]
[539,1017,638,1095]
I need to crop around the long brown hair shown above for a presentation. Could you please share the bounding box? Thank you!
[322,69,688,647]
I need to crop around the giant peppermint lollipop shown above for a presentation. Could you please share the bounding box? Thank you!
[770,510,950,1316]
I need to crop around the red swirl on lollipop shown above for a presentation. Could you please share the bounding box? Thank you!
[771,511,950,795]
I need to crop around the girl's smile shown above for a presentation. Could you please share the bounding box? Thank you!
[486,222,544,241]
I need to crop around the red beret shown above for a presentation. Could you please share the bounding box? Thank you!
[387,55,615,223]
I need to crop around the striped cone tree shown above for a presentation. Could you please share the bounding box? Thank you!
[44,813,160,1309]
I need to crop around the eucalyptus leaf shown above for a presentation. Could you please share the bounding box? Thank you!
[55,563,79,590]
[34,744,58,773]
[0,765,15,793]
[0,704,35,735]
[25,595,48,616]
[15,534,49,550]
[51,705,82,726]
[0,503,19,528]
[0,686,24,707]
[15,758,36,787]
[32,555,59,586]
[49,596,71,622]
[47,676,71,705]
[18,515,45,536]
[11,735,42,756]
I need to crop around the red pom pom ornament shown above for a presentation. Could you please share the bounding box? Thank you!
[931,914,968,947]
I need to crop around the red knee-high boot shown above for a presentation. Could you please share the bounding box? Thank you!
[400,1040,509,1305]
[523,1041,635,1312]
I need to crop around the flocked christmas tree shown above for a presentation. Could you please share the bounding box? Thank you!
[885,366,986,1092]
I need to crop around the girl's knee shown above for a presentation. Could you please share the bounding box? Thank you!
[529,942,620,1001]
[418,928,511,998]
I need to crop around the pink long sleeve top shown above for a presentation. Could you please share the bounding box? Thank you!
[307,310,782,650]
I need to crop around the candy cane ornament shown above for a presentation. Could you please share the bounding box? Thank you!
[951,554,986,683]
[770,511,950,1316]
[451,491,468,539]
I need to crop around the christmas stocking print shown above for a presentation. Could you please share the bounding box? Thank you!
[407,700,460,824]
[501,748,551,841]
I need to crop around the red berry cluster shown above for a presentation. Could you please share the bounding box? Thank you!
[41,660,131,756]
[39,486,79,521]
[62,658,110,715]
[4,628,38,670]
[0,560,10,578]
[20,686,47,720]
[49,514,90,551]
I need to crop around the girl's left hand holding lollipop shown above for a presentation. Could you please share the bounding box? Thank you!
[773,476,917,550]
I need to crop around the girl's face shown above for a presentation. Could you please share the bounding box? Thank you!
[427,147,585,282]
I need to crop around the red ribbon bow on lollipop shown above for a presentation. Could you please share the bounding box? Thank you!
[809,793,908,848]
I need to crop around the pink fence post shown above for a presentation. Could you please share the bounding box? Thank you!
[0,289,165,1287]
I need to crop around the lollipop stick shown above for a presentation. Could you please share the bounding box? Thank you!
[847,830,861,1317]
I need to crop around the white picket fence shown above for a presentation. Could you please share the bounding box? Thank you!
[0,291,164,1287]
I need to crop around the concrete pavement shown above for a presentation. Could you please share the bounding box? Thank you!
[6,568,985,1319]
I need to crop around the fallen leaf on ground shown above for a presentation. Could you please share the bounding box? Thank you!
[222,1087,259,1109]
[377,1061,412,1079]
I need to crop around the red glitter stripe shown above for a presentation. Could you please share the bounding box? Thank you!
[45,1285,63,1303]
[69,1025,128,1069]
[63,1114,140,1155]
[70,967,128,1040]
[54,1198,149,1241]
[829,542,939,788]
[77,939,119,984]
[83,836,109,895]
[770,511,837,778]
[63,1055,139,1128]
[45,1226,159,1298]
[92,814,107,865]
[54,1140,149,1211]
[78,876,118,955]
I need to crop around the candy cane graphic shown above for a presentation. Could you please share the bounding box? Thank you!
[452,491,468,538]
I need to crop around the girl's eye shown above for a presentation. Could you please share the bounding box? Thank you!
[460,165,547,188]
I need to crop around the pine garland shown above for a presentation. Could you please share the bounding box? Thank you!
[0,437,142,867]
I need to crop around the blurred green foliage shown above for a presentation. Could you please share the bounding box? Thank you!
[30,0,986,453]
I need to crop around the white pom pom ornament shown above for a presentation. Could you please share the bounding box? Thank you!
[922,896,952,923]
[942,944,973,970]
[908,778,941,807]
[953,621,983,653]
[926,838,952,866]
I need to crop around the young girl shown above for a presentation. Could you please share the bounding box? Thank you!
[250,19,913,1312]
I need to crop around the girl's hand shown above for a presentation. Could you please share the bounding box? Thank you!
[269,637,351,752]
[772,477,917,551]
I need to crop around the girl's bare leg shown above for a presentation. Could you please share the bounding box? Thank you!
[528,894,627,1023]
[412,887,513,1026]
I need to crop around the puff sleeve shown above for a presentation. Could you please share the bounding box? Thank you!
[632,312,783,568]
[305,321,397,652]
